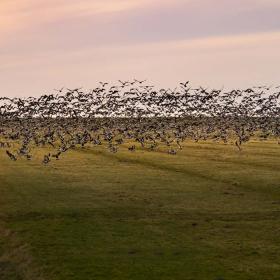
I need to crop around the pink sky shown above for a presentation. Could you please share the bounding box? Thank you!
[1,0,280,96]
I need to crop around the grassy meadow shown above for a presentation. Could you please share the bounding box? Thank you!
[0,141,280,280]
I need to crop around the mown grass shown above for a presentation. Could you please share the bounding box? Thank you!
[0,141,280,280]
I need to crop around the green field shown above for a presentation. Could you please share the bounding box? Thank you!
[0,141,280,280]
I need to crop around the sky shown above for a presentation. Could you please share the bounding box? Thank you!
[0,0,280,97]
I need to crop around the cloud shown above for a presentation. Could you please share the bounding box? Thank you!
[1,0,280,51]
[0,0,160,32]
[1,31,280,96]
[2,0,280,36]
[0,1,280,96]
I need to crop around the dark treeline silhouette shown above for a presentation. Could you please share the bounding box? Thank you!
[0,81,279,163]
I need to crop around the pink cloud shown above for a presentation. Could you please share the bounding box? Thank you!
[0,1,280,96]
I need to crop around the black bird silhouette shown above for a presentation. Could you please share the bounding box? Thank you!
[6,150,17,161]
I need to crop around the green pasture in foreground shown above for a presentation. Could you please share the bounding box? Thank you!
[0,141,280,280]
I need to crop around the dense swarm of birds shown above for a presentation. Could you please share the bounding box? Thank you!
[0,80,279,164]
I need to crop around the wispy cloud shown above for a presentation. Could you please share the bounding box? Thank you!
[0,0,160,30]
[0,1,280,96]
[1,31,279,96]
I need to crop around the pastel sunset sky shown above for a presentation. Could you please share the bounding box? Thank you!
[1,0,280,96]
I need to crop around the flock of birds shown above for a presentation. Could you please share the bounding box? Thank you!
[0,80,279,164]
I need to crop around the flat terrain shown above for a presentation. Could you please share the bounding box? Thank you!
[0,141,280,280]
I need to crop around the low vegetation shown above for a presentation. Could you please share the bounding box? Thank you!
[0,141,280,280]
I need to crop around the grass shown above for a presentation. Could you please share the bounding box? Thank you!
[0,141,280,280]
